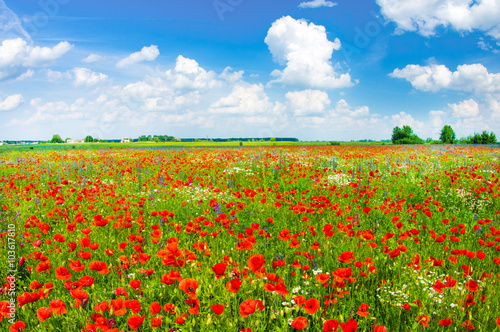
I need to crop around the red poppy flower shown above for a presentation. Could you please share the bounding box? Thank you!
[10,321,25,332]
[150,302,161,315]
[129,280,141,290]
[163,303,176,315]
[292,316,308,329]
[464,294,476,307]
[78,276,95,288]
[70,289,88,308]
[338,252,354,264]
[293,295,306,307]
[465,280,478,292]
[476,251,486,260]
[89,261,109,274]
[114,287,129,299]
[211,304,224,316]
[275,282,288,295]
[185,298,200,315]
[239,299,264,318]
[357,303,369,317]
[127,314,145,330]
[303,298,320,315]
[333,267,352,279]
[340,318,357,332]
[389,248,401,259]
[110,298,127,316]
[373,326,386,332]
[418,315,429,327]
[432,280,446,293]
[211,263,227,279]
[160,270,183,285]
[179,278,198,295]
[247,255,265,273]
[55,267,72,280]
[264,282,276,293]
[176,313,188,325]
[152,316,163,328]
[69,259,85,272]
[226,278,242,293]
[462,320,475,329]
[0,301,12,320]
[94,301,109,312]
[36,261,50,273]
[30,280,44,290]
[125,300,142,314]
[439,319,453,326]
[48,299,67,315]
[37,307,53,322]
[323,319,339,332]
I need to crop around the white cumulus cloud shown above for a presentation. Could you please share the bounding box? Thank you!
[208,83,273,115]
[390,63,500,94]
[9,98,83,125]
[449,99,480,118]
[116,45,159,69]
[332,99,370,117]
[0,38,72,80]
[286,90,330,115]
[82,54,104,63]
[376,0,500,39]
[298,0,337,9]
[391,111,426,132]
[165,55,223,90]
[72,67,108,87]
[265,16,354,89]
[0,94,23,111]
[219,67,244,83]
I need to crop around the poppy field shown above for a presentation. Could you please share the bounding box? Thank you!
[1,145,500,332]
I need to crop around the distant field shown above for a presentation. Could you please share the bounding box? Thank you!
[0,141,391,153]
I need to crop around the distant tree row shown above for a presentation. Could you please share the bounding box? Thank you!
[138,135,177,142]
[47,135,300,143]
[459,131,497,144]
[391,125,497,145]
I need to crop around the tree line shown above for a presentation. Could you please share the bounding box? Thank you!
[391,125,497,145]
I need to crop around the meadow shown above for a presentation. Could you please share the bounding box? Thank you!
[1,145,499,331]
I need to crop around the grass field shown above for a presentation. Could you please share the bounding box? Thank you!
[0,141,392,154]
[1,145,499,331]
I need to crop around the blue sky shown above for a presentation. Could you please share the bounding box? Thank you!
[1,0,499,141]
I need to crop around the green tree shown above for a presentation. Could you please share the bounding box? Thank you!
[479,130,496,144]
[439,125,456,144]
[461,131,497,144]
[51,134,63,144]
[489,132,497,144]
[270,137,276,142]
[391,126,424,145]
[84,135,94,143]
